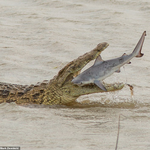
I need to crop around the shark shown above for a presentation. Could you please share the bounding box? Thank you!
[72,31,146,91]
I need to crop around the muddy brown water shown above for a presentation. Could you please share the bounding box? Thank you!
[0,0,150,149]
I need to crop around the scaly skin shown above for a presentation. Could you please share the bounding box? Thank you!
[0,42,124,106]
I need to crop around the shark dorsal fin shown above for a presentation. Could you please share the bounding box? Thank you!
[122,53,131,64]
[94,55,104,66]
[122,53,127,56]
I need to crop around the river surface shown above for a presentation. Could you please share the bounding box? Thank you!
[0,0,150,150]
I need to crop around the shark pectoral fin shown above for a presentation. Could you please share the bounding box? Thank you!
[94,55,104,66]
[94,80,107,91]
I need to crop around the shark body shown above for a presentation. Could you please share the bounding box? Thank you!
[72,31,146,91]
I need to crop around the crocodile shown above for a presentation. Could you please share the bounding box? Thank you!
[0,42,124,106]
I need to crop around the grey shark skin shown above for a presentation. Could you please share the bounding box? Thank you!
[72,31,146,91]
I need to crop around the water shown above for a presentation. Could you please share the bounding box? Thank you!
[0,0,150,149]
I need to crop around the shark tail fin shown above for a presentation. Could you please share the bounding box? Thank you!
[132,31,146,58]
[136,51,144,58]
